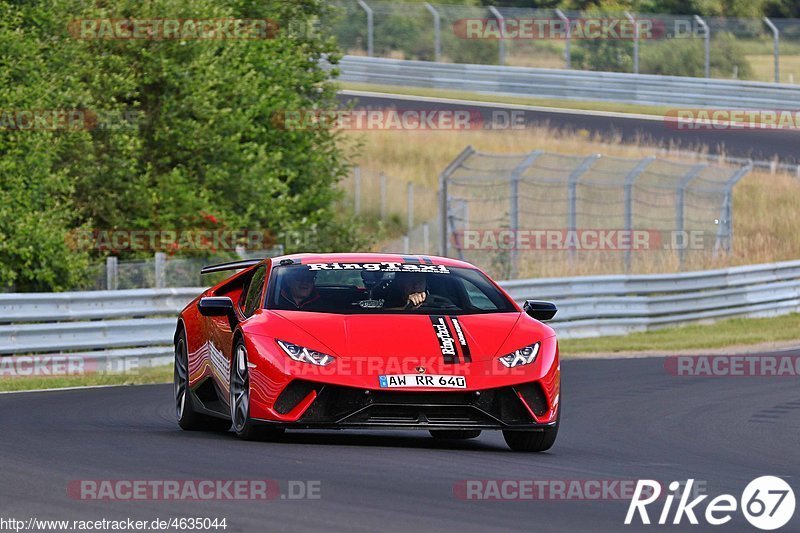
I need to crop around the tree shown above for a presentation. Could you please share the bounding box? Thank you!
[0,0,362,291]
[0,3,90,290]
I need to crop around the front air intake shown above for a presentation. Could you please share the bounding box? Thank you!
[514,382,549,418]
[274,380,319,414]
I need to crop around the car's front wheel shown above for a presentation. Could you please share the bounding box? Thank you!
[230,339,284,441]
[502,404,559,452]
[174,330,230,432]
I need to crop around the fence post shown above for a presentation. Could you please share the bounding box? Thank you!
[440,175,447,256]
[423,222,430,254]
[509,150,544,278]
[407,181,414,235]
[154,252,166,288]
[403,235,410,254]
[567,154,601,265]
[424,2,441,62]
[106,256,118,290]
[357,0,374,57]
[354,166,361,216]
[764,17,780,83]
[556,9,571,69]
[380,172,387,221]
[488,6,506,65]
[439,146,475,256]
[714,162,752,254]
[623,157,656,272]
[694,15,710,78]
[625,11,639,74]
[447,199,468,261]
[675,164,707,269]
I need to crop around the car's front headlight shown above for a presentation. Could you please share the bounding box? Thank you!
[498,342,540,368]
[276,339,335,366]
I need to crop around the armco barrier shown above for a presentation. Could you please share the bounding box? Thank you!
[0,288,201,367]
[1,260,800,368]
[502,260,800,337]
[338,55,800,109]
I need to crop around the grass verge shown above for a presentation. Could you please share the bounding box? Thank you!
[339,81,673,116]
[559,313,800,355]
[0,364,172,393]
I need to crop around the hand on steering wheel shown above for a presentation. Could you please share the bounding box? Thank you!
[405,291,427,309]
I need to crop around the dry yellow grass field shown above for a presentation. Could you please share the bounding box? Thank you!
[341,126,800,276]
[746,54,800,83]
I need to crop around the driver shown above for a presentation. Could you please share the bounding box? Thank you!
[387,272,427,309]
[278,268,320,309]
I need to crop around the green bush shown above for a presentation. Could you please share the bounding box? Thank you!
[573,39,634,73]
[0,0,366,291]
[640,32,753,78]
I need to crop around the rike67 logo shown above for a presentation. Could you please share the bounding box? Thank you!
[626,477,795,530]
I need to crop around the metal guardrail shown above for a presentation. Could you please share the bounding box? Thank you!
[502,259,800,338]
[501,260,800,299]
[1,259,800,367]
[0,288,201,323]
[338,55,800,109]
[334,1,800,83]
[0,319,178,355]
[0,289,202,367]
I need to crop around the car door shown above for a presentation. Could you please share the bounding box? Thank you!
[203,265,267,397]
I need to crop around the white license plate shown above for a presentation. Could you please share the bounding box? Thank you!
[378,374,467,389]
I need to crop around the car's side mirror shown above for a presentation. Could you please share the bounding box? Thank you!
[523,300,557,321]
[198,296,235,316]
[198,296,238,329]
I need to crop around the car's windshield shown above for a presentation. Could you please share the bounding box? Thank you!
[265,262,516,315]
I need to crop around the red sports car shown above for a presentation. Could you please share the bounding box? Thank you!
[174,253,560,452]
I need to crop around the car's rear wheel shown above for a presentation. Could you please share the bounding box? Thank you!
[230,339,284,441]
[429,430,482,440]
[174,331,231,432]
[502,403,560,452]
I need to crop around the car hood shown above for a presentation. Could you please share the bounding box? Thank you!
[257,311,549,363]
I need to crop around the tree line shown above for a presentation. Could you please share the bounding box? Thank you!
[0,0,361,291]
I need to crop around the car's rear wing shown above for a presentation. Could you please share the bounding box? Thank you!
[200,258,264,275]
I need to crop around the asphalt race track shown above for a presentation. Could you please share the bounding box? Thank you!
[1,356,798,532]
[338,91,800,166]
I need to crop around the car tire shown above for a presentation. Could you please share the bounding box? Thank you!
[502,401,560,452]
[174,330,231,432]
[230,338,285,441]
[429,430,482,440]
